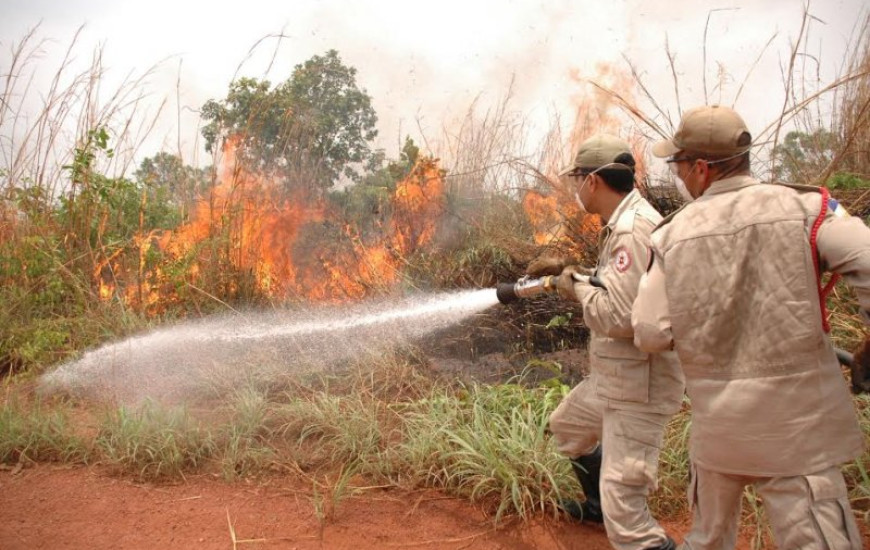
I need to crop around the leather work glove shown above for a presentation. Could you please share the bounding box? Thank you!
[556,265,593,301]
[526,256,568,277]
[851,337,870,394]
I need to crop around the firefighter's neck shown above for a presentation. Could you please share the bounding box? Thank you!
[594,187,629,225]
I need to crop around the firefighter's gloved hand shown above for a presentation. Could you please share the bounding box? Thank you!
[556,266,594,302]
[526,256,567,277]
[851,337,870,394]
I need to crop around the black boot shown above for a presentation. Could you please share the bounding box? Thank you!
[560,446,604,523]
[644,536,677,550]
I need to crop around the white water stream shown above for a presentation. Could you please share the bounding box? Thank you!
[39,288,500,404]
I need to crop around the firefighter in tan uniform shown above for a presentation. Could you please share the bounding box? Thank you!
[531,134,685,550]
[632,105,870,550]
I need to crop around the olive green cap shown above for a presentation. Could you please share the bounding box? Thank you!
[559,134,634,176]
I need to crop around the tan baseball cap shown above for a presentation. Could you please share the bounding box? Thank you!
[651,105,752,158]
[559,134,634,176]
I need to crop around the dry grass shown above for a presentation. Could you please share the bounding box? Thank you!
[1,24,167,197]
[581,8,870,189]
[827,16,870,183]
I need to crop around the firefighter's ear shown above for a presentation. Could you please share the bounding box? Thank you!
[587,172,601,191]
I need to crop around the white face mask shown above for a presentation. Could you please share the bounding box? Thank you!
[572,163,624,213]
[668,157,697,202]
[574,176,590,213]
[669,150,747,203]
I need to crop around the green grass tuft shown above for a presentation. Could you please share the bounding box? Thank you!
[95,401,215,480]
[0,398,89,464]
[398,380,571,522]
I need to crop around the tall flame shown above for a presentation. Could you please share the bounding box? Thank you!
[523,63,640,253]
[94,137,449,312]
[390,157,445,255]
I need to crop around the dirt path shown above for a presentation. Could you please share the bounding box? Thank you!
[1,465,619,550]
[0,465,786,550]
[7,464,869,550]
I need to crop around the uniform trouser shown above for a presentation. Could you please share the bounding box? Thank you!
[682,463,862,550]
[549,380,673,550]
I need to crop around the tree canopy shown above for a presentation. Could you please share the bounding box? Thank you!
[134,152,211,226]
[773,129,870,189]
[772,129,836,184]
[200,50,378,193]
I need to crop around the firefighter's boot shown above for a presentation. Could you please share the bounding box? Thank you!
[560,445,604,523]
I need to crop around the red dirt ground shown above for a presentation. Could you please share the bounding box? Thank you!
[0,465,779,550]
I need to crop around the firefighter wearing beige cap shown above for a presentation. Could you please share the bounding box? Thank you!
[632,105,870,549]
[531,134,684,550]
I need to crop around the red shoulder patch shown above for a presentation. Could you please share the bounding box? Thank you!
[613,246,632,273]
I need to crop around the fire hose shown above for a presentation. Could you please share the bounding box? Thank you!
[496,274,865,389]
[496,273,604,304]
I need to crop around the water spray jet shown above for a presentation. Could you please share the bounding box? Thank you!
[38,288,503,405]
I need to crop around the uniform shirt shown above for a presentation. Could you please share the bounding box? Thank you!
[632,175,870,476]
[574,189,684,415]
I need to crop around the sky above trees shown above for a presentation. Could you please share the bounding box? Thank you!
[1,0,865,169]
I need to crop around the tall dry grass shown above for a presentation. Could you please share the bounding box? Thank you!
[1,24,167,199]
[0,25,177,373]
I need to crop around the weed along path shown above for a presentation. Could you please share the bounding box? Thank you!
[1,465,628,550]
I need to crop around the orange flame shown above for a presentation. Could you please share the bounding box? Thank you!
[522,63,640,254]
[522,187,600,248]
[390,157,445,255]
[94,136,448,312]
[523,191,564,246]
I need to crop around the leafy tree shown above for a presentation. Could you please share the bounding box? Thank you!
[201,78,275,163]
[329,136,421,238]
[134,152,211,227]
[201,50,378,192]
[772,129,836,184]
[772,129,870,192]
